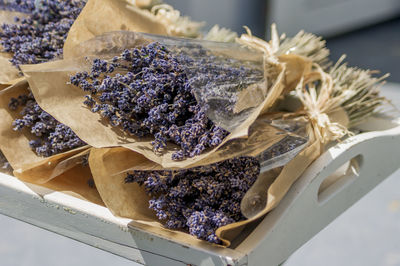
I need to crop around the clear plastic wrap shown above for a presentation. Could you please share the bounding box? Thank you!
[257,119,308,171]
[70,31,266,132]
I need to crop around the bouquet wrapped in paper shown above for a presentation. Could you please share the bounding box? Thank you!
[22,31,309,166]
[0,79,102,205]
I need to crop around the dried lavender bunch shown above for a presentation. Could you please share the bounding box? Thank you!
[0,0,86,67]
[125,156,260,244]
[9,92,86,157]
[70,42,262,160]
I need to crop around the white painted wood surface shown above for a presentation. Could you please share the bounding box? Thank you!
[1,86,399,266]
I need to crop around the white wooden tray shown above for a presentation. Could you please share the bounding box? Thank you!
[1,95,399,266]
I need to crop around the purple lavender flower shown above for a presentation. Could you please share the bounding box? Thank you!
[9,92,86,157]
[125,156,260,244]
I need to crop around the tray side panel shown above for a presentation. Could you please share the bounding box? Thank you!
[237,127,400,266]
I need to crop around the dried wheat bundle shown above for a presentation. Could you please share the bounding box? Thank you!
[329,56,390,127]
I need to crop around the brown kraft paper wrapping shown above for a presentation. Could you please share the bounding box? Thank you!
[63,0,168,59]
[0,80,102,204]
[89,147,224,248]
[21,160,104,206]
[107,115,295,175]
[21,57,287,169]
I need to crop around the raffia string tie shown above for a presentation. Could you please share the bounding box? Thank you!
[295,65,350,143]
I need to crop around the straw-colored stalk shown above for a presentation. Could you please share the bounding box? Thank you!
[329,55,389,127]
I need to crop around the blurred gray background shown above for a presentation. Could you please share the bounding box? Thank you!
[2,1,400,265]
